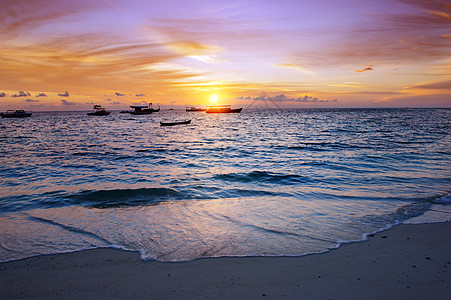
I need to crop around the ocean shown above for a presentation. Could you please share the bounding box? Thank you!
[0,108,450,262]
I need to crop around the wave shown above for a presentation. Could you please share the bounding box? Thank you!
[433,193,451,204]
[0,188,184,211]
[71,188,186,208]
[0,185,293,212]
[214,170,310,185]
[2,188,449,214]
[74,186,293,209]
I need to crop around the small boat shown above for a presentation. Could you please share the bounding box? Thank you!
[186,106,206,112]
[1,109,32,118]
[129,103,160,115]
[160,119,191,126]
[206,105,242,113]
[87,105,111,116]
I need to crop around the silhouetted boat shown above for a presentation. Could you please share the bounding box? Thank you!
[87,105,110,116]
[186,106,206,112]
[129,103,160,115]
[1,109,32,118]
[160,119,191,126]
[206,105,242,113]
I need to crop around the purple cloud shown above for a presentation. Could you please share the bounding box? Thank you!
[115,92,126,96]
[237,94,338,103]
[35,93,47,97]
[58,91,70,97]
[0,92,6,97]
[12,91,31,97]
[61,99,77,106]
[25,99,40,102]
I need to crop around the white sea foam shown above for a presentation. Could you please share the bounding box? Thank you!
[433,193,451,204]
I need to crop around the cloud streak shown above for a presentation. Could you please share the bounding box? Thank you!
[299,0,451,67]
[274,63,316,76]
[407,80,451,91]
[0,1,105,40]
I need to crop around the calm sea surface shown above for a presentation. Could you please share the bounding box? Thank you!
[0,108,450,262]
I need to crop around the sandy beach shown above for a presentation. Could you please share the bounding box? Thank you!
[1,222,450,299]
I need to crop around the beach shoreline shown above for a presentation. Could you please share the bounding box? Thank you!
[1,222,450,299]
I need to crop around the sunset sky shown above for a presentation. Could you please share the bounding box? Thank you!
[1,0,450,110]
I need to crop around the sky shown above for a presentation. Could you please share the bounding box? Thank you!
[0,0,450,110]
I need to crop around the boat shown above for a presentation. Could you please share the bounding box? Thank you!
[206,105,242,113]
[1,109,32,118]
[129,103,160,115]
[87,105,111,116]
[160,119,191,126]
[186,106,206,112]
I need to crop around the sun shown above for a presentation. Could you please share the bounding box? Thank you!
[209,94,219,104]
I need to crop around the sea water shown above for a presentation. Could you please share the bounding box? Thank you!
[0,108,450,262]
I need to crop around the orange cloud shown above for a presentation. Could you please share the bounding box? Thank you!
[356,65,374,73]
[0,34,199,95]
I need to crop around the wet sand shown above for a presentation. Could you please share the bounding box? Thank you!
[1,222,450,299]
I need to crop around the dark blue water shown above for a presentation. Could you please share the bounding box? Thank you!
[0,108,450,261]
